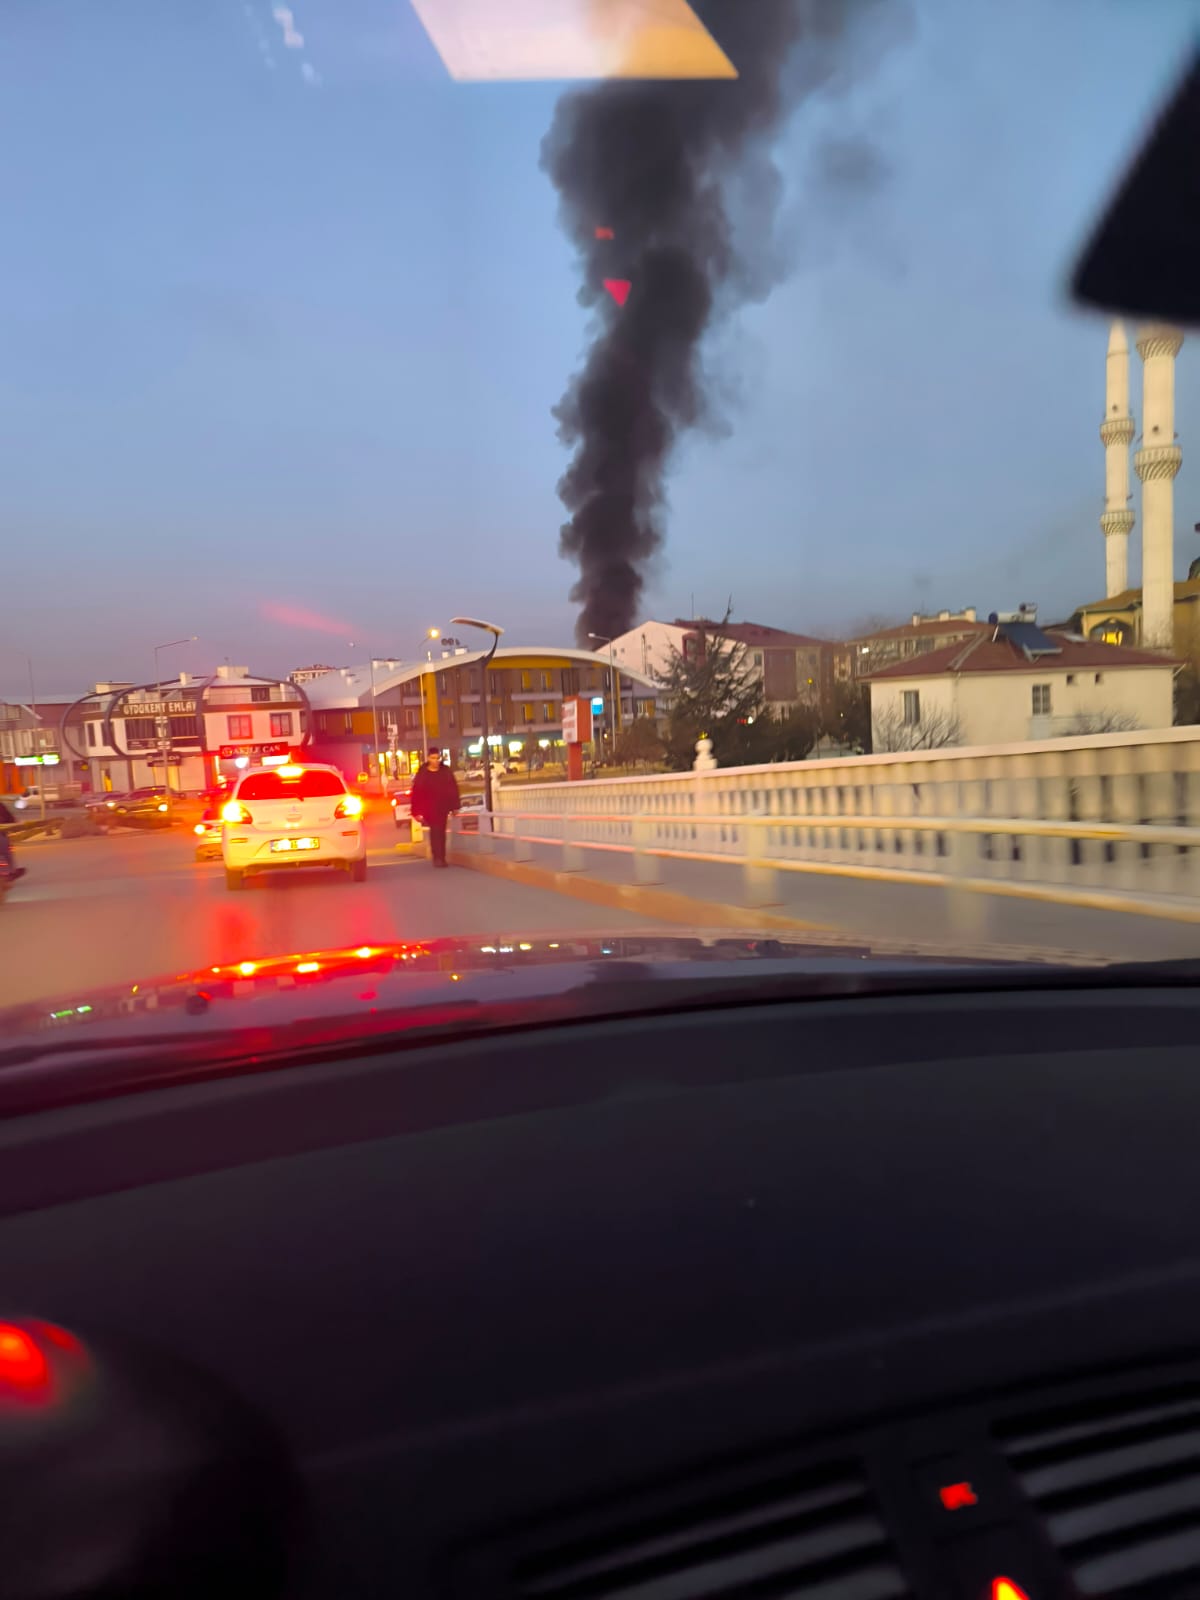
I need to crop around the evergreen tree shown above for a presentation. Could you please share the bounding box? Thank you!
[657,613,799,769]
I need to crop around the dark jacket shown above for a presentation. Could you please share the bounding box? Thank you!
[410,763,460,824]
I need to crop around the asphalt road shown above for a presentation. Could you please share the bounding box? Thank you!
[0,828,669,1011]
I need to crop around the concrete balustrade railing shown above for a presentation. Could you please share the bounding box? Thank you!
[467,727,1200,914]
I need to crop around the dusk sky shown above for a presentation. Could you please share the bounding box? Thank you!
[1,0,1195,697]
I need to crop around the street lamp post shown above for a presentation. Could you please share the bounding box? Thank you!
[588,633,622,761]
[153,636,196,811]
[420,628,441,761]
[450,616,504,821]
[368,657,398,790]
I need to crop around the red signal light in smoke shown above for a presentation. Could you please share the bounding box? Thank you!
[604,279,631,307]
[595,226,615,239]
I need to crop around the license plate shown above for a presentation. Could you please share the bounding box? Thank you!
[270,837,319,853]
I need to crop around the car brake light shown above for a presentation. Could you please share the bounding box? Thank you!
[0,1323,49,1394]
[157,802,169,812]
[277,764,303,777]
[222,800,252,824]
[193,823,205,835]
[334,794,363,819]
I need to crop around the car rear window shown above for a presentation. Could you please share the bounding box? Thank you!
[237,770,346,801]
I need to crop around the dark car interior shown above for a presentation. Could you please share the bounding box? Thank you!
[5,979,1200,1597]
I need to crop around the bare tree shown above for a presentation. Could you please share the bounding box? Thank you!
[871,703,963,752]
[1064,709,1142,735]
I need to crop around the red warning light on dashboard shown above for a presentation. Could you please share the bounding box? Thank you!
[939,1480,979,1511]
[992,1580,1030,1600]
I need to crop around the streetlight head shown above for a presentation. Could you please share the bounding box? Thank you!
[428,627,441,640]
[451,616,504,637]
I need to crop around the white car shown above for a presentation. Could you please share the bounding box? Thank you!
[220,763,366,890]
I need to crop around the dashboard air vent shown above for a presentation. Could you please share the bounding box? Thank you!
[505,1463,906,1600]
[999,1384,1200,1595]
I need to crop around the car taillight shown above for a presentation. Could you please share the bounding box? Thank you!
[193,823,205,835]
[334,794,363,820]
[222,800,252,824]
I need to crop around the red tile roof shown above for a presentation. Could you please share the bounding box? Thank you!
[863,631,1175,681]
[849,618,990,644]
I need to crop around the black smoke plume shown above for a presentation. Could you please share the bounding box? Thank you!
[542,0,894,645]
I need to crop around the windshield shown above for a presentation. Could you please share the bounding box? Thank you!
[1,3,1197,1031]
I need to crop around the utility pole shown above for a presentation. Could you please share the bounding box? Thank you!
[587,633,622,761]
[152,637,196,817]
[27,658,45,823]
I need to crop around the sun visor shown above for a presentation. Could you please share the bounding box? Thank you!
[1072,47,1200,327]
[409,0,737,82]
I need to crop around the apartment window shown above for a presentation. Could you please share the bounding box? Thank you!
[902,691,921,726]
[1066,674,1075,685]
[561,668,579,694]
[438,672,448,693]
[227,714,252,739]
[1094,673,1104,685]
[1031,684,1052,715]
[522,703,535,723]
[250,685,272,703]
[542,703,554,722]
[521,670,532,690]
[446,706,457,727]
[541,671,553,691]
[169,715,198,739]
[752,652,763,667]
[468,705,481,729]
[342,712,354,734]
[404,709,419,729]
[86,722,96,747]
[270,712,293,737]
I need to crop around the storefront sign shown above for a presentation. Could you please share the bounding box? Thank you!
[218,741,290,761]
[120,700,197,717]
[562,697,592,745]
[14,753,61,766]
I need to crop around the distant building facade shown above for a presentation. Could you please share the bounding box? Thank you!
[301,646,660,784]
[609,617,838,710]
[865,617,1175,748]
[846,609,989,681]
[62,666,309,792]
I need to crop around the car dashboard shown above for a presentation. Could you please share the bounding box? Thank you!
[0,981,1198,1598]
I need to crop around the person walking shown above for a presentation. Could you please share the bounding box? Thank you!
[409,748,460,868]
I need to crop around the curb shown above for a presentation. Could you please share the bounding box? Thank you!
[452,847,1107,966]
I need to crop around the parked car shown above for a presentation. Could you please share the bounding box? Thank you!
[389,783,414,829]
[98,788,173,828]
[457,792,487,833]
[193,802,222,861]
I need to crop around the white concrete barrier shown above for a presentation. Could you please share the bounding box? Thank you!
[472,728,1200,917]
